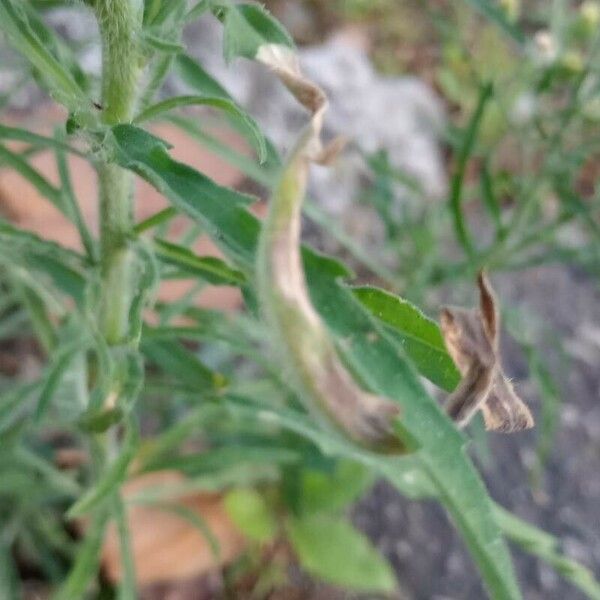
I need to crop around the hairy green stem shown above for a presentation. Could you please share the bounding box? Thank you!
[94,0,142,345]
[95,0,142,126]
[84,6,143,591]
[98,163,135,344]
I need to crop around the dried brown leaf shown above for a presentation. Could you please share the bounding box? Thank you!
[441,273,534,433]
[256,43,402,452]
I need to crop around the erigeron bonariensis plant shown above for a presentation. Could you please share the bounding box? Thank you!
[0,1,598,599]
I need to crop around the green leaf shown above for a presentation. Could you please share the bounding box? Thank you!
[287,515,396,593]
[141,337,227,391]
[0,541,21,600]
[303,250,522,599]
[480,159,505,240]
[186,0,210,21]
[148,444,299,475]
[134,206,178,234]
[35,343,83,422]
[352,286,460,392]
[134,95,265,164]
[128,242,160,345]
[53,127,96,260]
[494,504,600,600]
[301,461,372,514]
[0,124,86,157]
[223,395,436,501]
[67,421,139,518]
[136,404,220,469]
[224,488,277,543]
[461,0,526,44]
[14,279,57,353]
[214,2,294,62]
[146,0,186,27]
[113,495,137,600]
[0,144,65,213]
[0,382,39,437]
[110,124,258,269]
[53,506,111,600]
[152,501,220,558]
[0,219,87,302]
[23,2,89,93]
[168,113,281,180]
[172,55,267,162]
[449,81,493,257]
[78,407,124,434]
[0,0,87,110]
[14,446,80,497]
[175,54,231,99]
[154,238,246,285]
[141,29,185,54]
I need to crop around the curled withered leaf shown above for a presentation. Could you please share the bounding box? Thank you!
[441,273,534,433]
[255,43,402,452]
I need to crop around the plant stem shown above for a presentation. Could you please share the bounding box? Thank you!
[94,0,142,345]
[98,162,135,344]
[96,0,142,126]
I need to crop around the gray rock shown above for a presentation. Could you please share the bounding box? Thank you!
[182,16,447,222]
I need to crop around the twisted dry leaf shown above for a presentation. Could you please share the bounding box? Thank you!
[441,273,534,433]
[256,43,403,452]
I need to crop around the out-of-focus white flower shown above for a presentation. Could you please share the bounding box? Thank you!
[533,30,558,64]
[510,92,537,125]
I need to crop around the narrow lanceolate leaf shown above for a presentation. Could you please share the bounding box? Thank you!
[35,343,83,422]
[303,255,522,599]
[53,506,111,600]
[449,81,493,258]
[0,0,87,111]
[67,421,139,518]
[152,502,220,559]
[141,29,186,54]
[0,144,65,213]
[154,238,246,285]
[110,124,258,269]
[173,54,269,163]
[141,337,227,391]
[212,2,294,63]
[0,540,21,600]
[113,495,137,600]
[54,127,96,260]
[175,54,231,99]
[0,220,87,301]
[133,94,266,162]
[287,515,396,594]
[0,124,86,157]
[23,2,89,92]
[352,286,460,392]
[494,504,600,599]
